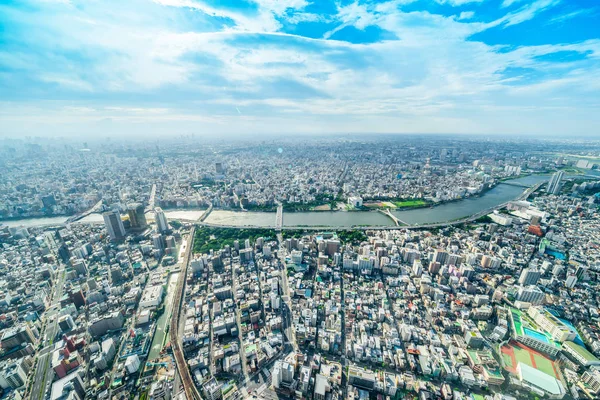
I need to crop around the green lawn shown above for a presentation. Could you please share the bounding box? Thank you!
[513,346,533,366]
[510,344,559,379]
[393,200,428,208]
[533,353,557,378]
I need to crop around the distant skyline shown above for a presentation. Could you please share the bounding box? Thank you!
[1,0,599,137]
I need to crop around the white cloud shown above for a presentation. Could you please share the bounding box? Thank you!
[549,8,595,24]
[501,0,524,7]
[435,0,484,6]
[502,0,561,27]
[458,11,475,20]
[1,0,599,137]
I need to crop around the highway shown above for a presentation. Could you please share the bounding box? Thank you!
[169,226,202,400]
[28,266,66,400]
[147,183,157,212]
[65,199,103,223]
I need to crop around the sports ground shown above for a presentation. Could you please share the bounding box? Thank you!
[500,341,560,380]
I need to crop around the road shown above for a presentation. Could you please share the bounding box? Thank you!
[198,203,213,222]
[147,183,157,212]
[275,204,283,230]
[378,209,401,226]
[169,226,202,400]
[66,199,103,223]
[232,262,249,378]
[29,266,66,400]
[276,233,298,352]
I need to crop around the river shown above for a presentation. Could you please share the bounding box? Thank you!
[0,174,552,229]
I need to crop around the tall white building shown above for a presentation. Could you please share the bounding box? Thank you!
[519,268,541,286]
[102,210,125,241]
[566,274,578,288]
[547,171,564,195]
[154,207,169,233]
[517,285,545,305]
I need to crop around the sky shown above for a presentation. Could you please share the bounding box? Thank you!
[1,0,599,138]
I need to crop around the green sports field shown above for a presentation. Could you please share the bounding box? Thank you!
[393,200,428,208]
[500,342,559,379]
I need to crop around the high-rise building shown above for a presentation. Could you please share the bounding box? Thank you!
[433,250,449,265]
[215,162,224,174]
[202,377,223,400]
[58,315,75,333]
[127,203,147,230]
[547,171,564,195]
[154,207,169,233]
[581,369,600,395]
[165,235,176,249]
[566,274,578,288]
[152,233,164,250]
[518,268,541,286]
[516,285,545,305]
[3,360,28,389]
[50,370,86,400]
[1,324,37,350]
[103,210,125,241]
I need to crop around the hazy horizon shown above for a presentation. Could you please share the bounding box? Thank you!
[1,0,600,138]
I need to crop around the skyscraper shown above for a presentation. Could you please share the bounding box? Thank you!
[103,210,126,241]
[547,171,564,195]
[127,203,147,230]
[155,207,169,233]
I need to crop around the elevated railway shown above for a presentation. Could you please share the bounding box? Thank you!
[170,226,202,400]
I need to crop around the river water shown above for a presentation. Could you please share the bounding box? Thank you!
[1,174,551,229]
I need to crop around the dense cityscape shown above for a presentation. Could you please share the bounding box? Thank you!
[1,136,600,400]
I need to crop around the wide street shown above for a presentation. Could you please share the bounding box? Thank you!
[30,266,66,400]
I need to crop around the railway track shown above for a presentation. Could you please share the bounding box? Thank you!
[170,226,202,400]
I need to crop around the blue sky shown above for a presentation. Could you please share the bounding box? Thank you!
[1,0,599,137]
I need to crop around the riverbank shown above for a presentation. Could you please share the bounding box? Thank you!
[2,174,553,229]
[0,213,70,222]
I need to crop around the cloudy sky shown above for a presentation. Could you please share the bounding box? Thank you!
[1,0,599,138]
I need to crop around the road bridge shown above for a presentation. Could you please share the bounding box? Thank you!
[378,209,408,226]
[500,181,531,188]
[199,203,213,222]
[275,204,283,230]
[66,199,103,223]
